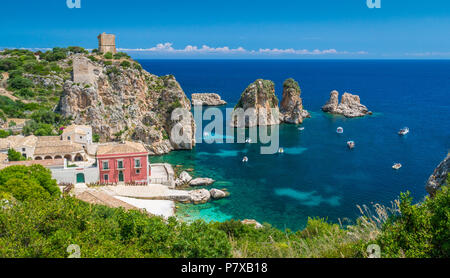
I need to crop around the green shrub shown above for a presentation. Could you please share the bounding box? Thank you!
[377,186,450,258]
[7,149,26,162]
[113,52,130,60]
[0,130,11,138]
[104,52,113,59]
[120,61,131,68]
[7,76,33,91]
[93,133,100,143]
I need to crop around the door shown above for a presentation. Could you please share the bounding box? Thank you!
[118,171,124,182]
[76,173,85,184]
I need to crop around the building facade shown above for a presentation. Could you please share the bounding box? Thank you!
[97,141,149,184]
[62,124,93,147]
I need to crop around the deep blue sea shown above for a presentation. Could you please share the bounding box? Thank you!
[139,60,450,231]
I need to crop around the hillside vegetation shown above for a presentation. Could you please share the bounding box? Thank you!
[0,165,448,258]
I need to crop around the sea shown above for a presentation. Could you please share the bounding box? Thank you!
[139,59,450,231]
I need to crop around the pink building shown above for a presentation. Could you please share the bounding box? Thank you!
[97,142,150,184]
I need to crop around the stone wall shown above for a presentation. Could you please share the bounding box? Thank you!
[51,167,99,184]
[98,33,117,54]
[72,56,101,85]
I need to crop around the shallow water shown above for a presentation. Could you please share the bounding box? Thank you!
[143,60,450,231]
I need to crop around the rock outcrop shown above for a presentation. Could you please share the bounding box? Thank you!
[231,79,280,127]
[59,55,196,155]
[191,93,227,106]
[190,178,215,187]
[426,154,450,196]
[241,219,263,229]
[175,171,193,187]
[279,78,310,124]
[322,90,371,118]
[209,188,228,199]
[189,189,211,204]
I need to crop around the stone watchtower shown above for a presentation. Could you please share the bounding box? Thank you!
[97,33,117,54]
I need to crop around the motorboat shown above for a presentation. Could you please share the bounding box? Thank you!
[242,156,249,163]
[298,127,305,131]
[347,141,355,149]
[336,127,344,134]
[392,163,402,170]
[398,127,409,136]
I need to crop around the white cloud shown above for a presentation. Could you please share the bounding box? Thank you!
[119,43,367,56]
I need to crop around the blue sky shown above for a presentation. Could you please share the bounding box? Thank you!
[1,0,449,58]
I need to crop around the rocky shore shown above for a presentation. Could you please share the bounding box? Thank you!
[426,153,449,196]
[191,93,227,106]
[322,90,372,118]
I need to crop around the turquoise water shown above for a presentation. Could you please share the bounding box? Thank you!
[145,60,450,231]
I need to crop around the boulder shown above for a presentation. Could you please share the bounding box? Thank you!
[241,219,263,229]
[190,178,215,186]
[231,79,280,127]
[322,90,371,118]
[189,189,211,204]
[279,78,311,124]
[191,93,227,106]
[426,153,450,196]
[209,188,228,199]
[175,171,193,186]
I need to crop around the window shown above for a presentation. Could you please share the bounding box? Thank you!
[117,160,124,169]
[68,136,71,140]
[22,148,26,152]
[136,169,141,175]
[134,158,141,168]
[80,136,83,139]
[102,161,109,170]
[104,174,109,181]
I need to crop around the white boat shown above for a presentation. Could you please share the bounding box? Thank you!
[245,138,252,143]
[347,141,355,149]
[392,163,402,170]
[336,127,344,134]
[298,127,305,131]
[278,148,284,154]
[398,127,409,136]
[242,156,249,163]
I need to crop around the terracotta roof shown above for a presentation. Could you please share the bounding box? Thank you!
[34,141,84,156]
[97,141,147,156]
[0,135,38,150]
[76,190,139,211]
[37,136,61,142]
[62,125,91,135]
[4,159,65,167]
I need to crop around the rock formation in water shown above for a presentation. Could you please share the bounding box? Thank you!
[190,178,215,187]
[279,78,310,124]
[426,153,449,196]
[209,188,228,199]
[231,79,280,127]
[322,90,372,118]
[59,55,196,155]
[191,93,227,106]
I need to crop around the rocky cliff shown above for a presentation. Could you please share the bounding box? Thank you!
[426,153,449,196]
[279,78,310,124]
[59,55,195,155]
[322,90,371,118]
[191,93,227,106]
[231,79,280,127]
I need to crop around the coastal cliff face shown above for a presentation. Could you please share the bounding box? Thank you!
[231,79,280,127]
[322,90,371,118]
[279,78,310,124]
[426,154,450,196]
[59,55,195,154]
[191,93,227,106]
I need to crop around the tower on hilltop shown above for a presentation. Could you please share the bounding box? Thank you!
[97,33,117,54]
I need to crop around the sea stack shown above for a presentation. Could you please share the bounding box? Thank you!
[279,78,310,124]
[426,153,449,196]
[322,90,372,118]
[231,79,280,127]
[191,93,227,106]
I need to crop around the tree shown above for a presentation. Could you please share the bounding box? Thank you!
[7,148,25,161]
